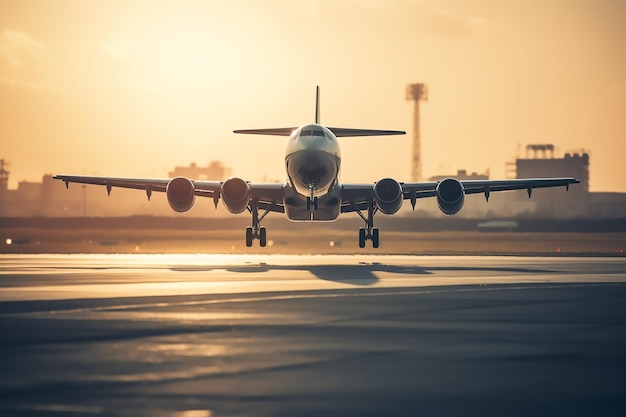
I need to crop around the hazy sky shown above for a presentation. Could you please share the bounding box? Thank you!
[1,0,625,191]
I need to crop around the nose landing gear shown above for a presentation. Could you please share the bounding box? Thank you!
[306,196,318,211]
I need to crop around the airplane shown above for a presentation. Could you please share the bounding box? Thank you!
[54,87,579,248]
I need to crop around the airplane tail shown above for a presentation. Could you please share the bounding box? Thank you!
[233,86,405,137]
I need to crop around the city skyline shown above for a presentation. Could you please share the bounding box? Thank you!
[2,0,625,191]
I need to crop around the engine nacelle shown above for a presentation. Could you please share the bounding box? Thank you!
[166,177,196,213]
[436,178,465,215]
[373,178,403,215]
[221,177,250,214]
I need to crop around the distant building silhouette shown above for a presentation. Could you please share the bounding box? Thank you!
[0,159,9,216]
[0,159,8,193]
[168,161,231,180]
[514,146,589,217]
[429,169,489,182]
[589,192,626,218]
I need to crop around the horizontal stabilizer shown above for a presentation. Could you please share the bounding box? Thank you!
[234,128,297,136]
[328,127,405,137]
[234,127,405,137]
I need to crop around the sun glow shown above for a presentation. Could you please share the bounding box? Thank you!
[1,1,625,191]
[102,25,250,92]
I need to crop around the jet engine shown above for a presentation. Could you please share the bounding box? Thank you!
[166,177,196,213]
[373,178,403,215]
[221,177,250,214]
[436,178,465,215]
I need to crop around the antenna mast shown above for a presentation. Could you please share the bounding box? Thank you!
[405,83,428,182]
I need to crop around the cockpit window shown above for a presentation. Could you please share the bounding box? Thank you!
[300,129,328,138]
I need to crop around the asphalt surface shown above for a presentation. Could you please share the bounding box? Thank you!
[1,254,625,417]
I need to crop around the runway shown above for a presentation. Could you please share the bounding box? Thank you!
[1,254,625,416]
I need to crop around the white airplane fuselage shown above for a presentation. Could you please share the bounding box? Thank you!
[284,124,342,221]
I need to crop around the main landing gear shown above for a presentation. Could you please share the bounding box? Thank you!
[245,199,270,247]
[356,199,380,248]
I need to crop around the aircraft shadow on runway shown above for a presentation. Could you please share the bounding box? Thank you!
[169,262,556,286]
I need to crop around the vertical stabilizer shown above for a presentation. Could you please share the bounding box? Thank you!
[234,85,406,137]
[315,85,320,124]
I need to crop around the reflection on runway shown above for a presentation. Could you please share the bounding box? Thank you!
[1,254,625,301]
[0,255,625,417]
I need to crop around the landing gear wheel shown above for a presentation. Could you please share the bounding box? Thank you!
[358,228,366,248]
[259,227,267,247]
[245,227,253,247]
[372,228,380,248]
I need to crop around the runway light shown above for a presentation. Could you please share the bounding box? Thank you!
[330,241,335,247]
[557,247,561,253]
[5,238,12,245]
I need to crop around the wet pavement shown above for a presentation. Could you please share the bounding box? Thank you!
[1,255,625,416]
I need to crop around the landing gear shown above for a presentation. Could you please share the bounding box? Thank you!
[356,199,380,248]
[245,226,267,247]
[358,227,380,248]
[306,196,318,211]
[245,199,270,247]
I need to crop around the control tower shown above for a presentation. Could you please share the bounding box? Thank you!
[405,83,428,182]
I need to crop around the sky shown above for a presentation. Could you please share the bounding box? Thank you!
[1,0,625,191]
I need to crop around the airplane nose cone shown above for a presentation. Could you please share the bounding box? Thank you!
[287,149,338,197]
[301,151,322,168]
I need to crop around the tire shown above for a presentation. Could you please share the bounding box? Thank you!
[358,228,366,248]
[372,228,380,249]
[259,227,267,247]
[245,227,253,247]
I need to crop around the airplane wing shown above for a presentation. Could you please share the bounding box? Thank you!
[53,175,286,213]
[340,177,580,213]
[452,178,579,197]
[55,175,578,214]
